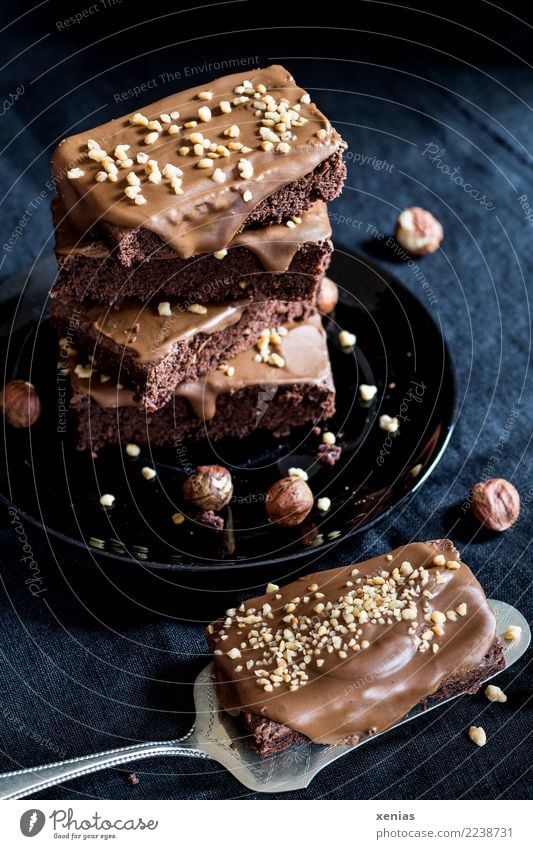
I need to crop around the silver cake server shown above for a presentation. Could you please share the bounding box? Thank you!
[0,599,528,798]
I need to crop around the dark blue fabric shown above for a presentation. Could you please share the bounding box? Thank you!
[0,2,531,800]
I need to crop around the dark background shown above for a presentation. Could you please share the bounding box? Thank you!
[0,0,531,800]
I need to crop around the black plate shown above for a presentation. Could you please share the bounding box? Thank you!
[0,248,455,575]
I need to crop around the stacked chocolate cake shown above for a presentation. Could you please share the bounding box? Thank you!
[50,66,347,453]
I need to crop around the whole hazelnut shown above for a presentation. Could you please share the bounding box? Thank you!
[266,476,314,527]
[317,276,339,315]
[182,465,233,511]
[395,207,443,256]
[1,380,41,428]
[470,478,520,531]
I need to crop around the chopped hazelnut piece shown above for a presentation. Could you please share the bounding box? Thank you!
[144,131,159,145]
[322,431,336,445]
[187,303,208,315]
[338,329,356,348]
[171,512,185,525]
[455,603,468,616]
[141,466,157,481]
[197,158,213,169]
[288,467,308,482]
[237,158,253,179]
[125,443,141,458]
[267,352,285,368]
[379,415,399,433]
[74,364,92,379]
[227,647,241,660]
[124,185,141,200]
[198,105,212,122]
[485,684,507,703]
[503,625,521,641]
[67,168,84,179]
[468,726,487,747]
[266,583,279,594]
[430,610,446,624]
[359,384,377,402]
[157,302,172,317]
[213,249,227,259]
[99,493,115,508]
[316,497,331,513]
[130,112,148,126]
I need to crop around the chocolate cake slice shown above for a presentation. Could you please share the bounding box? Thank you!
[207,540,505,756]
[52,296,313,411]
[51,65,346,264]
[66,314,336,453]
[52,200,333,305]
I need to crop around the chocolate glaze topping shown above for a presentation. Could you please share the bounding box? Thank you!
[65,297,250,363]
[69,314,332,420]
[52,66,343,258]
[230,201,331,272]
[209,541,498,745]
[53,199,331,274]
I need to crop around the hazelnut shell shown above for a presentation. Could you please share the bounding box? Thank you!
[182,464,233,511]
[317,276,339,315]
[470,478,520,531]
[395,207,443,256]
[1,380,41,428]
[266,476,314,527]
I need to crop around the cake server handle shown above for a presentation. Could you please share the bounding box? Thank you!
[0,730,207,800]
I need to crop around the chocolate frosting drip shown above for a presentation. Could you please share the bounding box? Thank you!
[69,314,331,420]
[54,200,332,274]
[210,542,498,745]
[52,66,342,258]
[68,297,249,362]
[175,314,331,419]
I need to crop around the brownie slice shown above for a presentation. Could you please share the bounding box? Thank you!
[97,149,345,266]
[52,200,333,304]
[51,65,346,262]
[237,639,505,756]
[66,314,336,453]
[52,297,313,411]
[207,540,506,756]
[71,380,335,455]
